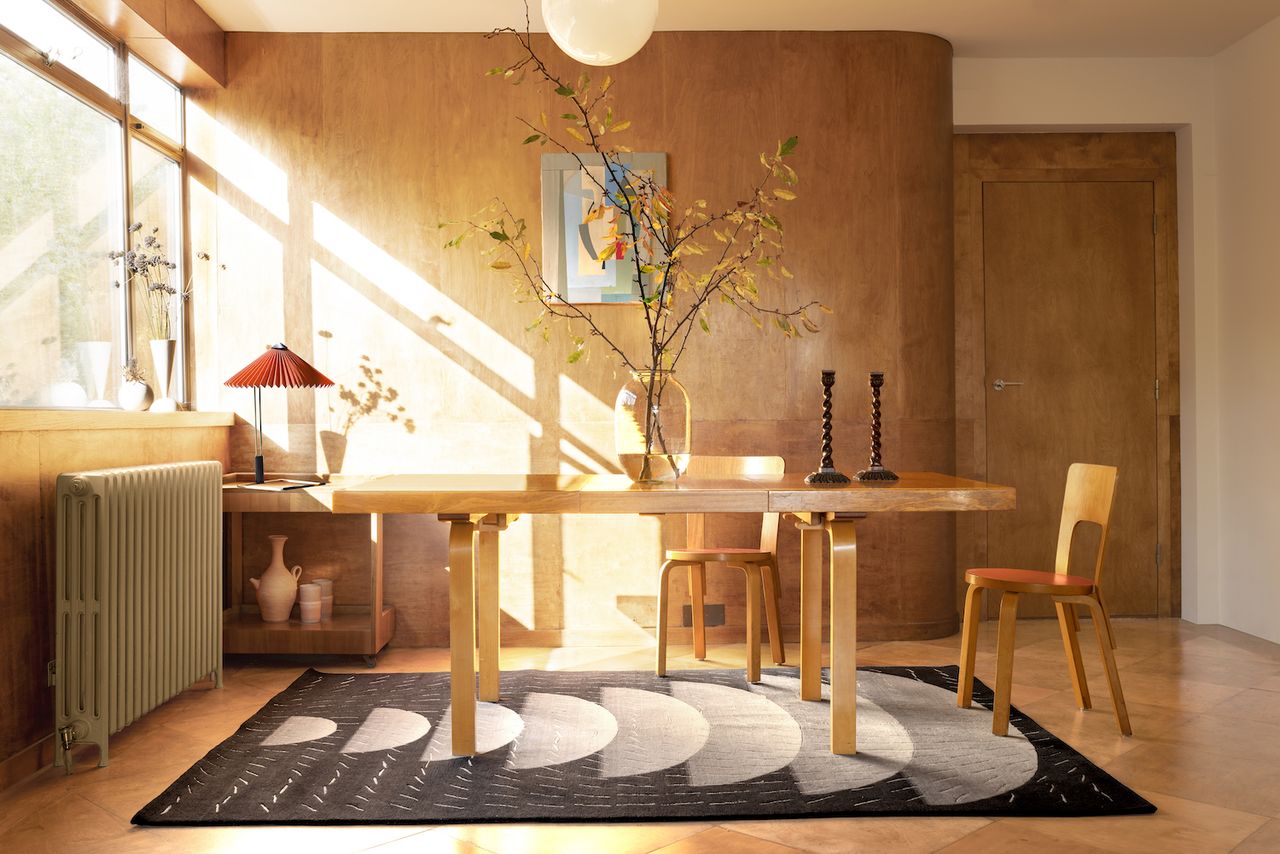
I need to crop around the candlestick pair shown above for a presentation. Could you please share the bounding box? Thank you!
[804,370,899,485]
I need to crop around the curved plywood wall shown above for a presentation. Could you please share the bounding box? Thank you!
[188,31,955,643]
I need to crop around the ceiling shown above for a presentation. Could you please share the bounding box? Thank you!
[195,0,1280,57]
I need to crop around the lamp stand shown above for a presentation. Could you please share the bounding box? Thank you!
[253,386,265,484]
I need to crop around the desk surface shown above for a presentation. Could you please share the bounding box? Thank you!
[328,472,1015,515]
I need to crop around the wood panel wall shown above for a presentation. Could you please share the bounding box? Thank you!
[188,31,956,648]
[0,412,230,781]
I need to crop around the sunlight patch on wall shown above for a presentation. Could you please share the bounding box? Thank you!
[312,202,536,400]
[309,258,538,472]
[186,100,289,224]
[215,195,283,423]
[561,513,663,633]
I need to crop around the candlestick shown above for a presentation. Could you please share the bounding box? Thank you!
[856,371,899,481]
[805,369,852,485]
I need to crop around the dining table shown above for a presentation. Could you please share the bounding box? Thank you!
[331,471,1015,757]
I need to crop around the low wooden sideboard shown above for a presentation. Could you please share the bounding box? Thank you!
[221,474,394,664]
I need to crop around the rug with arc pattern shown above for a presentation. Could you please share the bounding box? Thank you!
[133,666,1153,825]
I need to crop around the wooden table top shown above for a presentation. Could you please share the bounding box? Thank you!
[328,472,1015,516]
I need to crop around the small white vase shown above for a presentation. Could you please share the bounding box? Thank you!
[78,341,113,407]
[250,534,302,622]
[149,338,178,412]
[118,379,153,411]
[50,381,88,407]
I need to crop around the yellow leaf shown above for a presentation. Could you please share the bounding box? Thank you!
[565,126,586,142]
[601,75,613,94]
[611,120,632,132]
[773,189,797,201]
[490,260,512,270]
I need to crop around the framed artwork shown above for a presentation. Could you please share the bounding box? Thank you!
[540,152,667,304]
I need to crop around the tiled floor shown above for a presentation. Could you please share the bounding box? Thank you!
[2,618,1279,853]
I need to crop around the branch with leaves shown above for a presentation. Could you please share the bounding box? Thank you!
[441,4,828,477]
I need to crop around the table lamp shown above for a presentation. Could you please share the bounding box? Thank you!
[224,343,334,483]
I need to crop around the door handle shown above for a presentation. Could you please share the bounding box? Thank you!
[992,379,1024,392]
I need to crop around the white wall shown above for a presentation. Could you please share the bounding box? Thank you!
[1212,16,1280,644]
[952,56,1224,628]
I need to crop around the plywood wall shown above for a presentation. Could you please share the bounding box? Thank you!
[189,31,955,646]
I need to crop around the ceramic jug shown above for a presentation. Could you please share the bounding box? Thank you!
[250,534,302,622]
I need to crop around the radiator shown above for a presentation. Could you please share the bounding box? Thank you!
[54,461,223,771]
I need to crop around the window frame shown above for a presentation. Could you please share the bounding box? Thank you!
[0,0,190,407]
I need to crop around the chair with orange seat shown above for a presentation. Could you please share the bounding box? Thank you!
[958,462,1132,736]
[655,455,786,683]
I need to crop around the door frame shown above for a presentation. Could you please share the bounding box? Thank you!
[954,132,1181,618]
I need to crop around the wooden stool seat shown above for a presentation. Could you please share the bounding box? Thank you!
[666,547,773,563]
[656,455,787,683]
[965,568,1095,596]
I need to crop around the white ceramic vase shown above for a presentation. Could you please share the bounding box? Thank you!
[118,379,153,411]
[149,338,178,412]
[250,534,302,622]
[78,341,113,407]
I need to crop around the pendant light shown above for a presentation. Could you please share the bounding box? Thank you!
[541,0,659,67]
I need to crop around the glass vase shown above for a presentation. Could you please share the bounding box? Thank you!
[614,370,691,483]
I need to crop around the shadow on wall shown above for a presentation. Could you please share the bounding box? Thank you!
[316,335,416,474]
[186,98,659,642]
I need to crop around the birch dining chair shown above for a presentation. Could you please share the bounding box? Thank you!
[655,455,786,683]
[957,462,1132,736]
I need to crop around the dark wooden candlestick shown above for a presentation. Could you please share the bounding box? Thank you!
[805,369,851,485]
[856,371,899,481]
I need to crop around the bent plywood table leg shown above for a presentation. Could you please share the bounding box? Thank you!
[476,514,510,702]
[794,515,826,701]
[827,514,860,755]
[444,515,479,756]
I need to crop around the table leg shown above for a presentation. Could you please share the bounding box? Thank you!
[798,522,824,701]
[827,517,858,755]
[447,518,478,756]
[476,522,501,702]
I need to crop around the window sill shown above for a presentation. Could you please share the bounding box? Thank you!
[0,409,235,432]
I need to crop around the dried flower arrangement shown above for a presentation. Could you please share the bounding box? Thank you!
[109,223,187,340]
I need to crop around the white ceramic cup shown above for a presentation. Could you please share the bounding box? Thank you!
[299,600,321,623]
[297,582,322,602]
[313,578,334,618]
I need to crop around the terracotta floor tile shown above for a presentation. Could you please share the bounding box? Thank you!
[1233,818,1280,853]
[936,821,1113,853]
[1102,741,1280,818]
[444,821,712,854]
[652,826,802,853]
[730,816,991,853]
[972,788,1268,854]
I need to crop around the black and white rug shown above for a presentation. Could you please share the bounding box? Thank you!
[134,666,1153,825]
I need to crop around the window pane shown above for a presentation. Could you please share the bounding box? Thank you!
[128,139,183,400]
[0,0,117,97]
[128,55,181,141]
[0,54,124,407]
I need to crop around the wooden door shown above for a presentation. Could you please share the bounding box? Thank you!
[984,181,1158,616]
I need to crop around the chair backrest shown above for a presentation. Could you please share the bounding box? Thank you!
[683,455,785,552]
[1054,462,1119,586]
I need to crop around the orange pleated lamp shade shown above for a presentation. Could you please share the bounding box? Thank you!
[224,343,334,389]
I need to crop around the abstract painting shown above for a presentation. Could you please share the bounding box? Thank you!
[540,152,667,304]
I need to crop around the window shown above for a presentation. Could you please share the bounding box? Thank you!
[0,0,188,409]
[0,0,116,96]
[128,56,181,141]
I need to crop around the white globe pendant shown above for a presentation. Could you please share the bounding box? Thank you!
[542,0,659,67]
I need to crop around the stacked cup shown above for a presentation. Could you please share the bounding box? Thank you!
[313,578,334,620]
[298,582,322,623]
